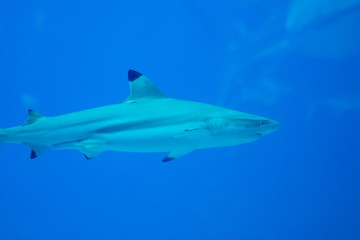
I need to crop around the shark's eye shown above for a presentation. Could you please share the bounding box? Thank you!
[259,120,266,125]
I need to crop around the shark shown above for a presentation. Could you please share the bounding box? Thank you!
[0,70,280,162]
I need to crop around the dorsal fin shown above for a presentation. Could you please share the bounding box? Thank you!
[23,109,45,126]
[125,70,167,102]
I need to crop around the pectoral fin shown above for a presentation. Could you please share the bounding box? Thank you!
[174,128,200,138]
[162,149,193,162]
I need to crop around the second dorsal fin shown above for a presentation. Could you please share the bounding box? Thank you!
[125,70,167,102]
[23,109,45,126]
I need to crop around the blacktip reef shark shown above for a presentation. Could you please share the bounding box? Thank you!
[0,70,280,162]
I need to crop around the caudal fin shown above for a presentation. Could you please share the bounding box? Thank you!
[0,129,5,146]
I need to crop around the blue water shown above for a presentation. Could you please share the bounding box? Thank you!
[1,1,360,239]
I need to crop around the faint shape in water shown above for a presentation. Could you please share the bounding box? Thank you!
[286,0,360,58]
[22,93,39,110]
[306,95,360,121]
[34,11,46,30]
[287,0,360,31]
[240,77,292,106]
[320,96,360,113]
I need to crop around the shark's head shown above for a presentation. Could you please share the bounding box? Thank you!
[232,113,280,141]
[235,112,279,133]
[243,118,280,136]
[205,112,280,146]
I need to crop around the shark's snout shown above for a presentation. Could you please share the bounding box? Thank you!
[270,120,280,130]
[262,119,280,134]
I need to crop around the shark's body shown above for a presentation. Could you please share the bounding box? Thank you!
[0,70,279,161]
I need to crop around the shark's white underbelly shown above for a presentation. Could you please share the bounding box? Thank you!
[95,124,207,153]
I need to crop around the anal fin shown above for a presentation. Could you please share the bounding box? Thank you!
[75,139,105,149]
[52,139,105,160]
[83,150,102,160]
[77,139,105,160]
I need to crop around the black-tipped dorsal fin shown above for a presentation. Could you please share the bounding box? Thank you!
[23,109,45,126]
[125,70,167,102]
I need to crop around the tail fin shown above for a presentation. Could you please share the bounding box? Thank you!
[0,129,4,146]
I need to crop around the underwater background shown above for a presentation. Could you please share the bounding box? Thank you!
[1,0,360,239]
